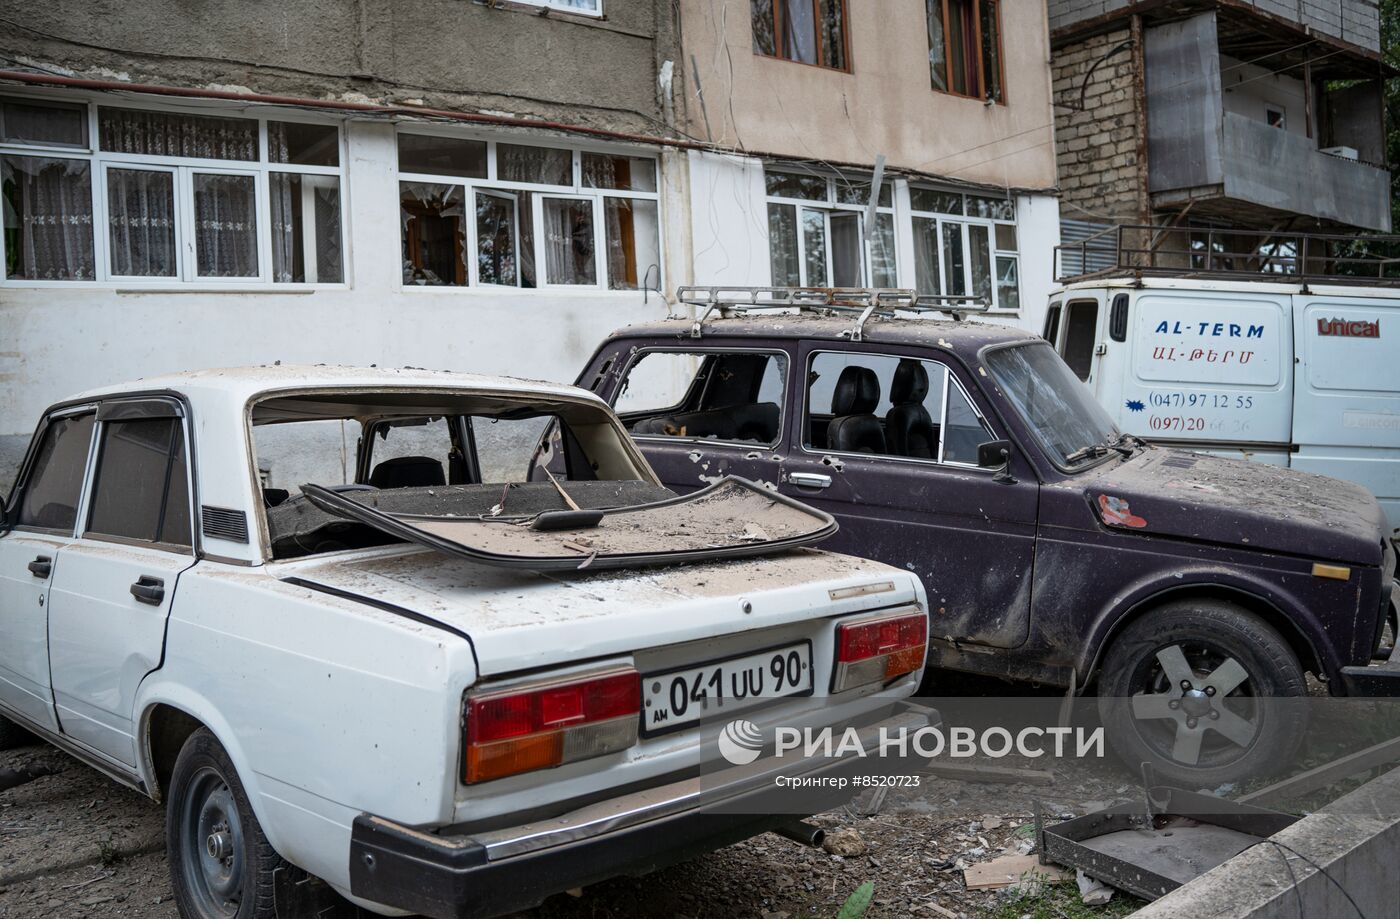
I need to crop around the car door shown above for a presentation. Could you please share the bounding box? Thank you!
[601,344,793,494]
[46,398,197,767]
[779,344,1039,649]
[0,410,96,732]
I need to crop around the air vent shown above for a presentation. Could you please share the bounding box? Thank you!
[201,506,250,543]
[1160,454,1199,469]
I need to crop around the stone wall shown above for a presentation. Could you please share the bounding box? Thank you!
[1052,27,1146,226]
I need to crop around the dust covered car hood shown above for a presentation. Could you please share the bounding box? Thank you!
[1078,448,1387,566]
[300,476,837,571]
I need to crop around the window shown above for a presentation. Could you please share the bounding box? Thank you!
[926,0,1004,102]
[765,168,896,288]
[615,350,788,446]
[253,419,359,494]
[510,0,602,15]
[751,0,849,71]
[910,187,1018,310]
[397,133,661,291]
[1265,104,1286,130]
[804,352,992,463]
[86,417,191,548]
[0,96,345,285]
[1043,301,1061,344]
[15,413,95,531]
[364,417,459,487]
[1061,299,1099,381]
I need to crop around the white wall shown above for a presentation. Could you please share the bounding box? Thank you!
[0,120,686,487]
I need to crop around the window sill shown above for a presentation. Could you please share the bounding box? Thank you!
[400,284,661,297]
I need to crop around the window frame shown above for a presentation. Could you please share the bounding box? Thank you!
[926,0,1006,104]
[753,0,853,73]
[799,347,998,470]
[82,411,196,554]
[509,0,603,17]
[5,405,99,537]
[395,128,664,294]
[764,170,896,289]
[614,346,793,450]
[908,186,1018,311]
[0,90,349,290]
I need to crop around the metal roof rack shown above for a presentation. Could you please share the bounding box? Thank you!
[673,286,990,341]
[1055,224,1400,287]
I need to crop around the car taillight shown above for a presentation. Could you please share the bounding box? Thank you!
[464,668,640,784]
[832,611,927,692]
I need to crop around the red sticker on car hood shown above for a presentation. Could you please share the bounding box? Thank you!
[1098,494,1147,528]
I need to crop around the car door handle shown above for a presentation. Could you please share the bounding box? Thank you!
[130,576,165,606]
[27,556,52,579]
[788,472,832,489]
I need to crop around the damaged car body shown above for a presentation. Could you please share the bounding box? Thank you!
[579,287,1399,787]
[0,365,933,919]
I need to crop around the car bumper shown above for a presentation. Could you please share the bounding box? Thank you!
[348,705,934,919]
[1339,580,1400,696]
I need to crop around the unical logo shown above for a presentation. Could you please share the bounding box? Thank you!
[717,719,765,765]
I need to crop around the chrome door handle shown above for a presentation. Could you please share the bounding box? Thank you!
[788,472,832,489]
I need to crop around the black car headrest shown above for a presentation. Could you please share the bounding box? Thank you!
[368,455,446,489]
[831,366,880,416]
[890,359,929,405]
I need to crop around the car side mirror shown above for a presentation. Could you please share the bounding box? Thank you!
[977,440,1017,484]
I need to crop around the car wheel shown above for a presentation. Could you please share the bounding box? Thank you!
[0,714,36,750]
[1096,600,1307,788]
[167,728,285,919]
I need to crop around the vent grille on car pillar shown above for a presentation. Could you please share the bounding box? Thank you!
[201,506,250,543]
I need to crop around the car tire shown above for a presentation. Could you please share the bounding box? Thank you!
[1096,600,1307,788]
[167,728,286,919]
[0,714,36,750]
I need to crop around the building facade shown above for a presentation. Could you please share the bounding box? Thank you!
[679,0,1061,329]
[1050,0,1391,248]
[0,0,1062,486]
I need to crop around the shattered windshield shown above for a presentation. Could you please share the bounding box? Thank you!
[984,342,1120,470]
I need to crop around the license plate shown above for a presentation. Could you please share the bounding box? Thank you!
[642,641,813,735]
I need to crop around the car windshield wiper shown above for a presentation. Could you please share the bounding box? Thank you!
[1063,443,1110,464]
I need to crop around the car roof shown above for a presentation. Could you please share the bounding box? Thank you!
[60,364,604,409]
[605,315,1040,352]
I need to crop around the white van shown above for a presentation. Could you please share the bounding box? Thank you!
[1044,275,1400,536]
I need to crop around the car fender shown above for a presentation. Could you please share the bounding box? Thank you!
[1077,564,1334,687]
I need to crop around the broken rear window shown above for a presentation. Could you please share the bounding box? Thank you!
[251,389,669,559]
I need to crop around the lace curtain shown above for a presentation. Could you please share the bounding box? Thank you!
[193,174,257,278]
[98,108,257,161]
[269,174,343,283]
[542,197,594,285]
[2,156,94,280]
[106,168,176,277]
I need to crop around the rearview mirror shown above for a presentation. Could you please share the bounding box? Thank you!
[977,440,1011,469]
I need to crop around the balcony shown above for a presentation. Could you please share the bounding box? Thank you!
[1143,9,1391,231]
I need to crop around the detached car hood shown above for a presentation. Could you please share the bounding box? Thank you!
[1080,448,1387,566]
[278,545,917,675]
[301,476,836,571]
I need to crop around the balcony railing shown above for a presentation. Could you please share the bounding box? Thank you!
[1055,225,1400,285]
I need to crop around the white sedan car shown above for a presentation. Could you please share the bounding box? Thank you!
[0,366,930,918]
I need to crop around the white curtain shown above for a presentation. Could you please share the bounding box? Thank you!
[106,168,176,277]
[3,156,95,280]
[269,173,296,283]
[99,108,257,161]
[193,174,257,278]
[542,198,594,285]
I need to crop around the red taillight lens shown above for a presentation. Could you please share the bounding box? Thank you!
[464,669,640,783]
[833,612,927,692]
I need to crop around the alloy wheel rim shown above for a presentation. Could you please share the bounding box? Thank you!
[1128,642,1261,768]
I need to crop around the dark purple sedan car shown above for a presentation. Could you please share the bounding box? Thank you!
[578,289,1398,785]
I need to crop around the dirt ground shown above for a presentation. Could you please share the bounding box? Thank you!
[0,718,1144,919]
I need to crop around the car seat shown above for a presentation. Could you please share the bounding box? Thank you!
[826,367,886,454]
[885,359,937,458]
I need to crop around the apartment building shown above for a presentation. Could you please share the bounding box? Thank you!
[0,0,1063,483]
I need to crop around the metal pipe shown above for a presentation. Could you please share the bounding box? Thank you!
[774,820,826,847]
